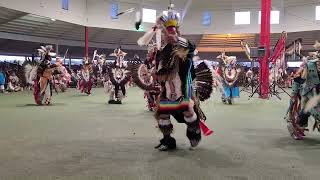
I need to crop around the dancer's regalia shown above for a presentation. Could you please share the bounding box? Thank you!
[53,57,71,92]
[144,44,161,111]
[193,51,223,96]
[79,58,93,95]
[286,52,320,140]
[92,50,108,88]
[131,42,160,111]
[217,52,241,104]
[32,45,59,105]
[108,48,130,104]
[137,3,213,151]
[23,59,38,90]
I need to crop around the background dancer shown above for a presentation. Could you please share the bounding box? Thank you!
[108,48,130,104]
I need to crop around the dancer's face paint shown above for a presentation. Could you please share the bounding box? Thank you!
[167,26,177,35]
[166,26,178,44]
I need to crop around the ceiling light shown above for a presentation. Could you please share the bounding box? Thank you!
[51,18,56,21]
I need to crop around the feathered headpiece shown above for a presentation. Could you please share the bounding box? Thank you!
[83,57,91,65]
[55,56,63,65]
[217,52,237,66]
[93,50,106,64]
[109,48,127,57]
[37,45,56,61]
[137,2,180,48]
[109,47,127,68]
[160,3,180,28]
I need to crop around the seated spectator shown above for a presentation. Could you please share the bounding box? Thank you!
[0,68,5,93]
[7,71,22,92]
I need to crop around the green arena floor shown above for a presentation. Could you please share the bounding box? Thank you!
[0,88,319,180]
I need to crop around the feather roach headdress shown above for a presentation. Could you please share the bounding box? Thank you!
[137,2,180,48]
[160,3,181,28]
[109,48,128,57]
[217,52,237,66]
[37,45,56,61]
[109,47,127,68]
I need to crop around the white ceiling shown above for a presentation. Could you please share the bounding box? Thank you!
[0,0,319,34]
[114,0,319,10]
[0,4,319,54]
[0,6,202,50]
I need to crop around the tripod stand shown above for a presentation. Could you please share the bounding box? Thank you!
[241,74,257,94]
[241,79,255,94]
[248,66,290,100]
[268,76,291,100]
[248,81,262,100]
[240,61,259,98]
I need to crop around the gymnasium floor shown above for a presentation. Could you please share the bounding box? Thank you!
[0,88,319,180]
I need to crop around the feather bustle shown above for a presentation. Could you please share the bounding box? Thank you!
[194,62,213,101]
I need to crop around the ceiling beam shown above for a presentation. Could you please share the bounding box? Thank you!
[0,12,28,26]
[89,28,106,41]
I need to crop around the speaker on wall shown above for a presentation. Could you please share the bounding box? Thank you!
[250,47,266,58]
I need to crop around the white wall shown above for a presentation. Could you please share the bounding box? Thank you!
[0,0,320,34]
[0,0,87,25]
[86,0,180,31]
[87,0,137,30]
[181,1,320,34]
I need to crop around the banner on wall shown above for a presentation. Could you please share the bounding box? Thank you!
[62,0,69,10]
[202,11,212,26]
[110,3,119,19]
